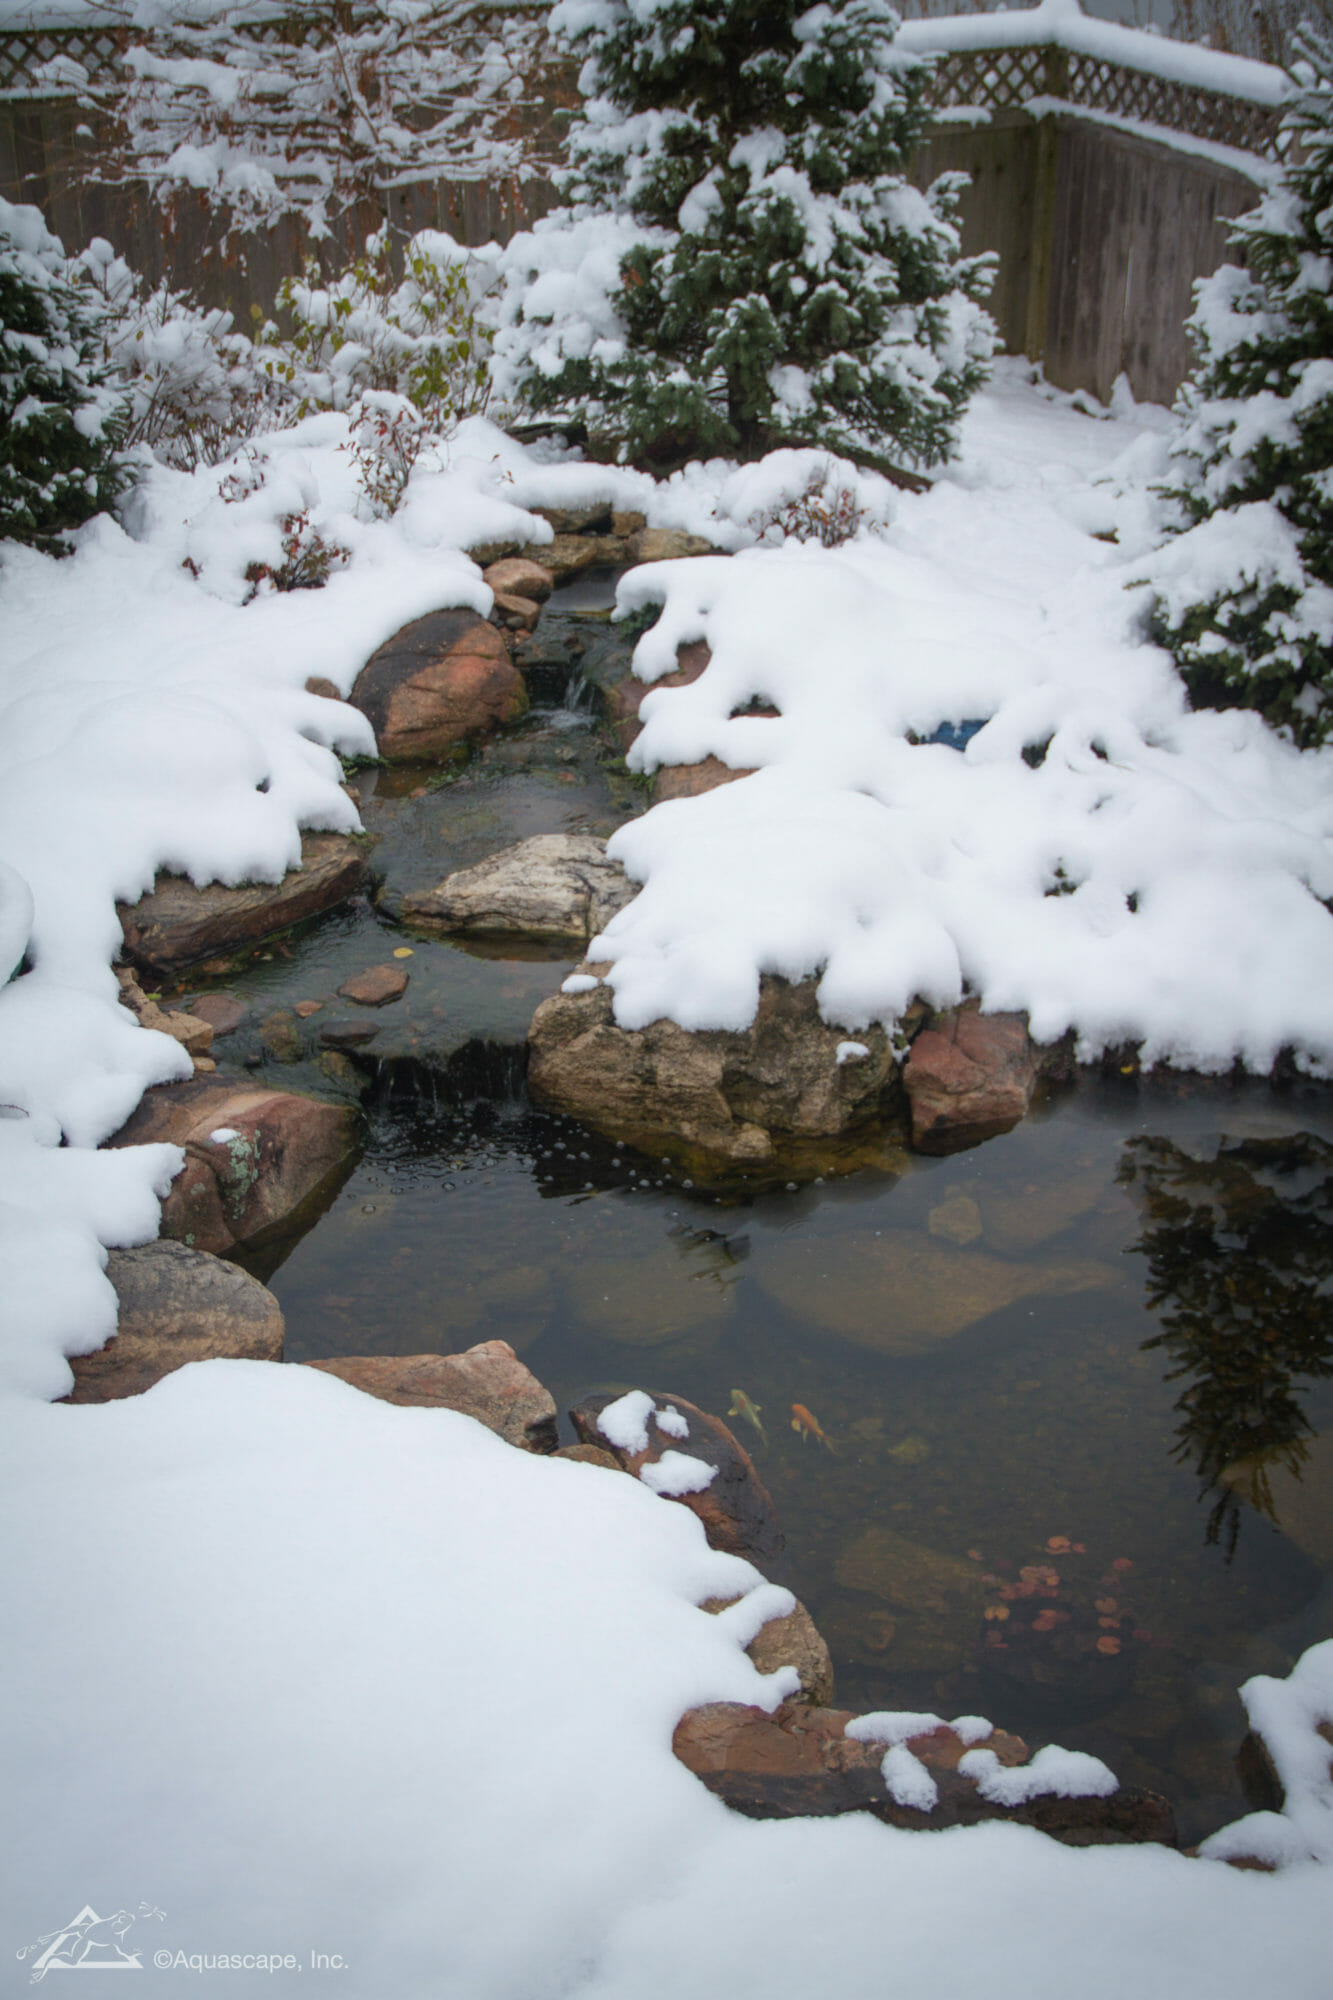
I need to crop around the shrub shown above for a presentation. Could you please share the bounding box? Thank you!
[0,198,128,547]
[1150,27,1333,746]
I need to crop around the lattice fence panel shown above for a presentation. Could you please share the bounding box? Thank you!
[925,45,1285,159]
[0,27,123,95]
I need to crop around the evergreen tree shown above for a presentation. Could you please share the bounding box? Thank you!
[0,200,128,549]
[494,0,996,470]
[1151,28,1333,747]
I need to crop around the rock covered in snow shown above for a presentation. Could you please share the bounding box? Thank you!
[350,609,527,763]
[64,1241,285,1403]
[528,971,901,1172]
[904,1003,1040,1153]
[703,1593,836,1708]
[105,1076,359,1256]
[119,832,370,976]
[401,834,635,945]
[304,1341,558,1453]
[571,1389,782,1560]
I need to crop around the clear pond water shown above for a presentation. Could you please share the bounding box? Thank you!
[263,1059,1333,1849]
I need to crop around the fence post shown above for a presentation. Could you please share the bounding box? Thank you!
[1023,110,1061,367]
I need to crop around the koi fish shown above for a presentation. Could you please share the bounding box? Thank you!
[790,1403,838,1453]
[728,1388,767,1447]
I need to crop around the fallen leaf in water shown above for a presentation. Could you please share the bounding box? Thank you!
[1072,1542,1086,1553]
[1096,1635,1122,1655]
[1046,1536,1071,1553]
[1095,1597,1119,1615]
[967,1549,984,1562]
[1033,1610,1060,1632]
[393,947,414,959]
[1098,1616,1122,1630]
[984,1605,1010,1622]
[1111,1557,1133,1572]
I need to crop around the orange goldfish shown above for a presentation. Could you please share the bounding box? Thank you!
[790,1403,838,1453]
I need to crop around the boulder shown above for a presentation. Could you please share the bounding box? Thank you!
[570,1390,783,1560]
[554,1443,625,1472]
[304,675,342,701]
[563,1238,736,1351]
[704,1594,835,1706]
[516,533,626,584]
[1221,1433,1333,1566]
[609,638,711,754]
[401,834,635,946]
[119,833,369,976]
[304,1341,557,1452]
[904,1003,1039,1153]
[491,592,542,632]
[482,557,555,602]
[528,972,900,1173]
[754,1226,1114,1356]
[671,1700,1176,1844]
[64,1241,284,1403]
[350,609,527,763]
[652,757,756,803]
[338,962,410,1007]
[104,1076,359,1256]
[830,1525,989,1673]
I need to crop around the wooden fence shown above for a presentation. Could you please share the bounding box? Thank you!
[0,7,1289,406]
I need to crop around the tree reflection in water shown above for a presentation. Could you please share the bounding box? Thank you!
[1118,1131,1333,1555]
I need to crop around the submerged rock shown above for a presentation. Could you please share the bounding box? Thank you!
[1222,1434,1333,1566]
[754,1226,1114,1355]
[402,834,635,946]
[304,1340,558,1452]
[338,962,410,1007]
[570,1390,783,1560]
[528,973,901,1174]
[119,832,369,976]
[564,1236,738,1350]
[351,609,526,763]
[64,1241,284,1402]
[105,1076,359,1256]
[831,1526,988,1673]
[904,1003,1039,1153]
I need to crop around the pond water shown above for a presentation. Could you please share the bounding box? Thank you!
[264,1059,1333,1849]
[169,587,1333,1850]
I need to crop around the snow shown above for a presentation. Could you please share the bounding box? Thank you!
[2,332,1332,1994]
[960,1743,1121,1802]
[638,1448,719,1495]
[1200,1641,1333,1867]
[597,1388,657,1452]
[655,1403,690,1438]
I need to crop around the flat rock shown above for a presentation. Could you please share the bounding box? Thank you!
[483,557,554,602]
[65,1241,284,1402]
[319,1020,378,1049]
[570,1390,783,1560]
[350,609,527,763]
[554,1443,625,1471]
[629,528,714,563]
[119,833,368,976]
[305,1341,557,1452]
[704,1594,835,1706]
[516,533,626,584]
[338,962,410,1007]
[402,834,635,945]
[754,1226,1114,1355]
[904,1003,1039,1153]
[492,591,541,631]
[564,1236,736,1350]
[118,973,215,1057]
[188,994,248,1038]
[528,972,900,1173]
[105,1076,360,1256]
[671,1701,1174,1844]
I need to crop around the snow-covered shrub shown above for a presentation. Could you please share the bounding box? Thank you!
[183,448,350,605]
[259,228,495,429]
[348,391,432,519]
[0,198,128,547]
[1149,27,1333,747]
[93,0,552,240]
[492,0,996,471]
[750,466,878,547]
[73,238,282,472]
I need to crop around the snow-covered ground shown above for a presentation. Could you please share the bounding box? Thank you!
[3,362,1332,1996]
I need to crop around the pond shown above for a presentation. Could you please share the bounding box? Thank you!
[264,1055,1333,1850]
[172,583,1333,1851]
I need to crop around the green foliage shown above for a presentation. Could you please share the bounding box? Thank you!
[258,228,494,430]
[1,199,130,548]
[1151,26,1333,745]
[499,0,995,471]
